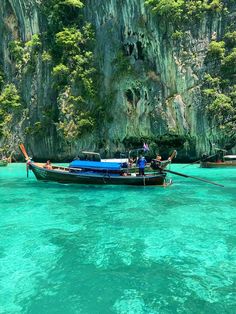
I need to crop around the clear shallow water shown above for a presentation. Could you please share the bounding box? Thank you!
[0,163,235,314]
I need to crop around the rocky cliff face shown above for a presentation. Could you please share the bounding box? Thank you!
[0,0,235,160]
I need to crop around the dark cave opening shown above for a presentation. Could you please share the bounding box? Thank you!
[137,41,144,60]
[125,89,133,102]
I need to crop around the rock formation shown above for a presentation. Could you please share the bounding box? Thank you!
[0,0,235,161]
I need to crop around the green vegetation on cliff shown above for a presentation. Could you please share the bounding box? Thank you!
[43,0,98,142]
[6,0,97,143]
[203,30,236,146]
[145,0,224,22]
[0,84,22,139]
[145,0,235,149]
[8,34,42,79]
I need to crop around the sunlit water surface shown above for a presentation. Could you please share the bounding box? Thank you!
[0,164,235,314]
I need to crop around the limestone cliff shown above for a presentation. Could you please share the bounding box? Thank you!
[0,0,235,161]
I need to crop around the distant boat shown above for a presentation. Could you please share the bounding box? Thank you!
[0,159,8,167]
[0,150,14,166]
[19,144,175,186]
[200,155,236,168]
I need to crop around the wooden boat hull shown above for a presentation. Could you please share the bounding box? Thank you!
[0,160,8,167]
[29,163,167,186]
[200,161,236,168]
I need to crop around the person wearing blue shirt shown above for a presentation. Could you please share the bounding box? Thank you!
[137,155,147,176]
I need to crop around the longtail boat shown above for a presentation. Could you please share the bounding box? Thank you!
[19,144,176,186]
[0,159,8,167]
[200,147,236,168]
[26,162,168,186]
[200,155,236,168]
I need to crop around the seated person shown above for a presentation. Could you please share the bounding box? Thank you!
[44,160,52,170]
[156,154,162,162]
[151,154,172,170]
[128,157,135,167]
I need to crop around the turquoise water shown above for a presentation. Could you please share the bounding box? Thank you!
[0,164,235,314]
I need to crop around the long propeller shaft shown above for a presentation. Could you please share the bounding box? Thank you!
[164,169,224,187]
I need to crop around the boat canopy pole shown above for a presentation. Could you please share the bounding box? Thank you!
[128,148,145,159]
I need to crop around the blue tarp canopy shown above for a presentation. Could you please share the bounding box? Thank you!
[69,160,122,171]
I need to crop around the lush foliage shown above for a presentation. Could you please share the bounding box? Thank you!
[42,0,84,32]
[172,30,184,40]
[222,48,236,74]
[145,0,226,40]
[224,31,236,48]
[145,0,224,22]
[51,23,96,141]
[203,33,236,145]
[0,84,22,138]
[8,34,42,74]
[8,41,24,62]
[63,0,83,8]
[37,0,96,142]
[208,41,225,59]
[6,0,97,143]
[42,51,52,62]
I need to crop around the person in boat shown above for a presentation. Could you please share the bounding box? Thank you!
[44,160,52,170]
[151,154,171,170]
[153,155,163,170]
[128,157,135,167]
[137,155,147,176]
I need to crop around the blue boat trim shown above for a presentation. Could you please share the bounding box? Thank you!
[69,160,123,171]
